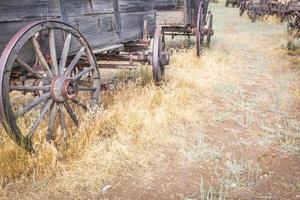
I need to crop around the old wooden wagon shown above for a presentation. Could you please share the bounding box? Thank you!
[241,0,284,21]
[281,0,300,32]
[225,0,240,8]
[243,0,269,22]
[280,0,300,49]
[0,0,170,151]
[154,0,214,56]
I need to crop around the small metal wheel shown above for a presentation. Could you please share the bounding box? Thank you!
[206,13,213,48]
[0,21,101,151]
[196,2,204,56]
[152,26,168,83]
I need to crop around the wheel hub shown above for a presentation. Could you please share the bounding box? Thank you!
[51,76,78,102]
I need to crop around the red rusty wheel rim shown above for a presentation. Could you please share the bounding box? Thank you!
[152,26,167,83]
[196,2,204,57]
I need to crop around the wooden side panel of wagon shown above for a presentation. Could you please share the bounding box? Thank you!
[118,0,156,42]
[0,0,60,53]
[60,0,119,50]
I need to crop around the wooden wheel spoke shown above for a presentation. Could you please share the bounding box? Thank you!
[31,37,52,76]
[64,102,79,126]
[64,47,86,77]
[71,99,88,110]
[59,105,67,138]
[72,67,93,81]
[15,58,44,79]
[78,86,96,92]
[16,93,51,118]
[10,85,50,92]
[46,103,58,141]
[59,33,72,75]
[49,29,59,76]
[27,99,53,140]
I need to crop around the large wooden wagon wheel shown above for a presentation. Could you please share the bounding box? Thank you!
[152,26,168,83]
[0,21,101,151]
[240,0,247,16]
[206,13,213,48]
[279,3,288,22]
[196,2,204,56]
[287,12,300,35]
[248,7,258,22]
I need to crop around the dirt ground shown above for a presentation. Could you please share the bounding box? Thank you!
[0,3,300,200]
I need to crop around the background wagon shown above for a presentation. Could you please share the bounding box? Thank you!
[280,0,300,48]
[154,0,214,56]
[0,0,170,151]
[225,0,241,8]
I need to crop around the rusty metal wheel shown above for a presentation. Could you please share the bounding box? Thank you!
[0,21,101,151]
[152,26,168,83]
[206,13,213,48]
[196,2,204,56]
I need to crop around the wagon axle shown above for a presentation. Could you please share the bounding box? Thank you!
[51,76,79,102]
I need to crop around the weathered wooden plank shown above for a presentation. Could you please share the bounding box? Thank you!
[118,0,153,12]
[67,13,119,49]
[62,0,114,17]
[0,0,60,22]
[119,11,155,42]
[156,11,186,25]
[154,0,177,10]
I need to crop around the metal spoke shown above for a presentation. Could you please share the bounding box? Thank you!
[27,99,52,140]
[71,99,88,110]
[49,29,59,76]
[64,102,79,126]
[59,33,72,75]
[59,105,67,139]
[72,67,93,81]
[46,103,58,141]
[31,37,52,76]
[15,57,44,79]
[64,47,86,77]
[16,93,51,118]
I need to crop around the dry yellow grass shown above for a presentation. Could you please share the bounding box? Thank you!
[0,3,299,200]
